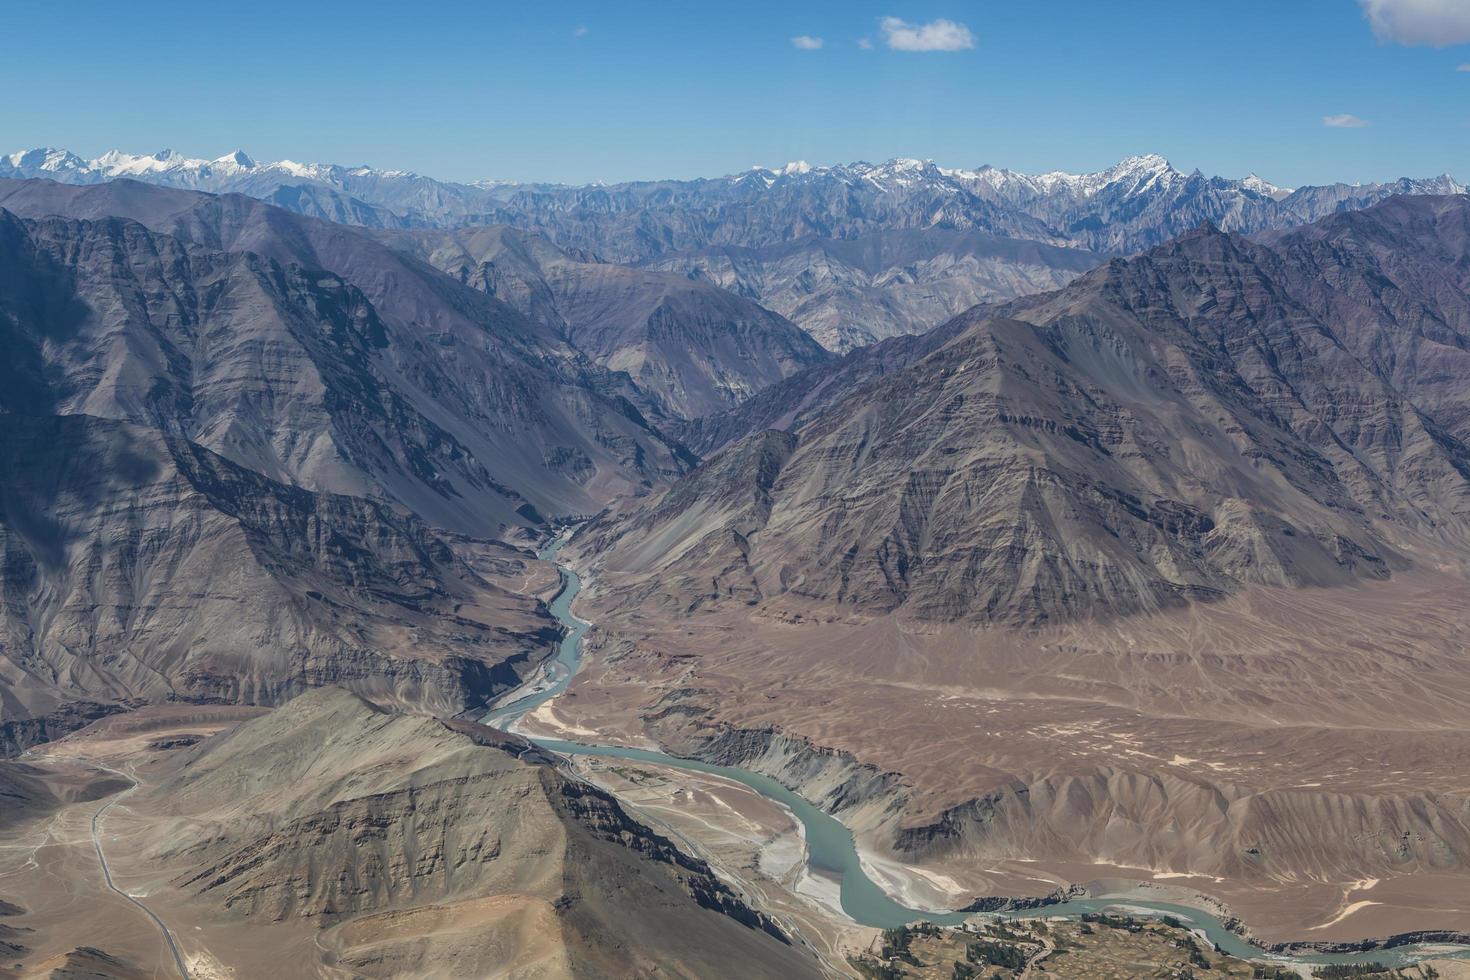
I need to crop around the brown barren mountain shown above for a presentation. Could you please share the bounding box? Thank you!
[0,178,691,535]
[381,223,833,421]
[0,691,823,978]
[645,227,1103,352]
[0,413,555,755]
[0,177,694,755]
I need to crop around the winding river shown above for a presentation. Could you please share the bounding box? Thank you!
[486,535,1470,971]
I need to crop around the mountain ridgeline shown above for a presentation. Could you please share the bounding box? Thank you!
[135,689,818,977]
[6,147,1463,351]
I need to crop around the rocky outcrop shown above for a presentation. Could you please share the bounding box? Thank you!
[551,778,789,942]
[13,945,148,980]
[883,768,1470,889]
[673,719,909,823]
[0,700,132,758]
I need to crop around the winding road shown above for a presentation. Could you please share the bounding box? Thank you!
[1017,935,1056,979]
[87,762,192,980]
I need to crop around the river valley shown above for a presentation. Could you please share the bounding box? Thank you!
[491,534,1470,973]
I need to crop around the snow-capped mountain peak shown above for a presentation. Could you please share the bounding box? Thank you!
[1240,172,1292,200]
[91,149,197,176]
[1,147,85,172]
[214,149,256,169]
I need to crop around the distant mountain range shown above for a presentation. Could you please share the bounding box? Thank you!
[6,146,1458,253]
[6,147,1463,349]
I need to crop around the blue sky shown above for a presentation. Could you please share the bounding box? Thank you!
[4,0,1468,186]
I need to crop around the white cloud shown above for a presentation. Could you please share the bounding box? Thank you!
[573,24,588,37]
[791,35,824,50]
[1359,0,1470,47]
[879,16,975,52]
[857,37,873,50]
[1458,62,1470,70]
[1323,113,1371,128]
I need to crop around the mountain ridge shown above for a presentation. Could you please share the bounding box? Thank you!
[0,412,558,755]
[575,194,1470,627]
[0,178,695,536]
[6,145,1458,251]
[377,223,834,419]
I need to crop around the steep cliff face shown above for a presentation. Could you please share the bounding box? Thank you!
[579,197,1470,627]
[0,181,692,535]
[382,224,832,420]
[137,689,819,978]
[0,415,555,754]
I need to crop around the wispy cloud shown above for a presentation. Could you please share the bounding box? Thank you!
[1323,113,1370,128]
[1359,0,1470,47]
[791,35,824,50]
[573,24,588,38]
[857,37,873,50]
[1458,63,1470,71]
[879,16,975,52]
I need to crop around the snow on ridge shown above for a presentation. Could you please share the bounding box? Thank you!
[2,147,84,172]
[0,146,416,187]
[2,145,1461,208]
[1240,172,1292,200]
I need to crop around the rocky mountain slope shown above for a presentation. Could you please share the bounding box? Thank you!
[0,179,689,755]
[127,689,821,978]
[577,194,1470,627]
[0,414,556,755]
[645,227,1102,351]
[380,224,832,419]
[0,179,692,536]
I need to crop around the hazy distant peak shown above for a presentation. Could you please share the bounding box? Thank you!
[1240,172,1292,200]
